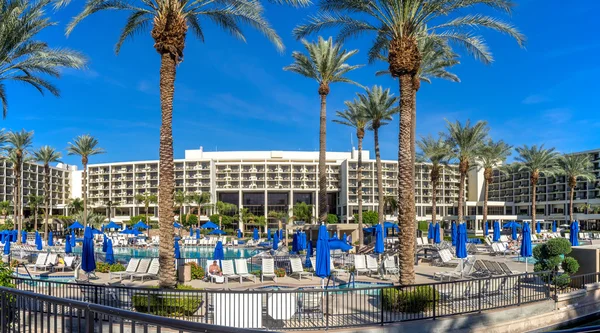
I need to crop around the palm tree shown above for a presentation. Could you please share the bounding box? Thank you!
[188,192,211,227]
[558,154,595,222]
[174,190,186,224]
[33,146,62,240]
[105,200,114,218]
[444,120,489,225]
[6,129,33,242]
[294,0,524,286]
[359,86,398,228]
[67,135,105,226]
[515,145,560,227]
[135,193,158,225]
[0,200,10,222]
[383,196,398,217]
[0,0,86,118]
[66,0,304,290]
[417,135,452,227]
[68,198,84,215]
[26,194,44,231]
[73,212,105,229]
[478,140,512,225]
[284,36,362,223]
[268,210,288,244]
[333,99,368,249]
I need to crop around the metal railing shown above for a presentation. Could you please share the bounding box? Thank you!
[11,271,553,330]
[0,286,264,333]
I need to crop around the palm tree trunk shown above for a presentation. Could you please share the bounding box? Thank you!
[483,178,489,226]
[458,160,467,224]
[158,52,176,288]
[431,176,437,226]
[83,163,88,226]
[146,203,149,225]
[357,134,364,250]
[13,173,19,240]
[570,187,574,222]
[44,166,50,241]
[374,127,384,227]
[34,208,38,233]
[16,168,21,243]
[397,75,416,285]
[531,182,537,227]
[318,93,328,224]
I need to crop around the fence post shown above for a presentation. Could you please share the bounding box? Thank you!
[517,274,521,306]
[325,289,329,330]
[85,308,94,333]
[94,285,98,304]
[204,291,209,324]
[380,288,384,325]
[478,279,482,313]
[432,284,436,320]
[1,291,6,333]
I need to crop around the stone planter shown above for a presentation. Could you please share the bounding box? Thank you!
[178,264,191,282]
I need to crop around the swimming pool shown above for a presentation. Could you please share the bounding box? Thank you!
[14,272,75,284]
[259,281,393,295]
[72,246,257,261]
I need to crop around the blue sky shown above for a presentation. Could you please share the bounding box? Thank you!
[4,0,600,167]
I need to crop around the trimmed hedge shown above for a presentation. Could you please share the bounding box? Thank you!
[382,286,438,313]
[132,285,203,316]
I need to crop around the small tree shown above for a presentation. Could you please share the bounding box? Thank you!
[354,211,378,225]
[533,238,579,289]
[327,214,338,224]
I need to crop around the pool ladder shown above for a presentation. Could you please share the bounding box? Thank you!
[17,263,34,280]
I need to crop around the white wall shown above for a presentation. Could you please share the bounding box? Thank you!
[70,170,83,199]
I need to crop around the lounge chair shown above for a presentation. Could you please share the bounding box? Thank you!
[55,256,76,272]
[383,256,399,276]
[26,253,48,272]
[498,262,521,275]
[110,258,140,281]
[298,291,323,318]
[330,258,348,276]
[221,260,239,283]
[131,258,159,282]
[289,257,312,280]
[365,255,379,275]
[482,260,505,275]
[353,255,370,276]
[261,258,277,282]
[234,259,256,283]
[206,261,225,283]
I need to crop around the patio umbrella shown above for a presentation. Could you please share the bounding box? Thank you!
[451,222,457,246]
[484,221,489,237]
[520,222,533,272]
[65,234,72,254]
[196,229,201,239]
[273,231,279,250]
[213,241,224,261]
[131,229,141,236]
[69,221,84,229]
[105,221,120,229]
[342,234,348,244]
[133,221,149,230]
[120,228,131,235]
[174,240,181,259]
[503,221,521,241]
[105,239,115,265]
[190,228,194,237]
[552,221,557,232]
[291,233,298,253]
[315,224,331,286]
[21,231,27,244]
[173,222,182,228]
[456,223,468,277]
[48,231,54,247]
[102,234,108,252]
[329,237,352,251]
[493,221,500,242]
[374,224,384,254]
[11,230,16,242]
[201,221,219,229]
[91,228,102,235]
[81,226,96,274]
[305,241,312,267]
[267,229,271,241]
[237,229,242,238]
[209,229,226,235]
[536,221,541,234]
[35,232,42,250]
[570,221,580,246]
[427,222,434,239]
[3,239,9,255]
[253,228,259,241]
[70,230,76,247]
[383,222,399,238]
[434,223,441,244]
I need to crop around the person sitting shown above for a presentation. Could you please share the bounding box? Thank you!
[209,261,222,276]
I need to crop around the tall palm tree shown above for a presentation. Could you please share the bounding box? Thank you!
[444,120,488,225]
[135,193,158,225]
[478,140,512,225]
[6,129,33,242]
[26,194,44,231]
[284,36,362,223]
[66,0,304,290]
[68,198,84,215]
[383,196,398,217]
[33,146,62,240]
[294,0,524,286]
[333,99,368,249]
[105,200,114,218]
[174,190,186,224]
[0,0,86,118]
[515,145,560,227]
[417,135,452,227]
[67,135,105,226]
[0,200,10,222]
[359,86,398,227]
[558,154,595,222]
[188,192,211,227]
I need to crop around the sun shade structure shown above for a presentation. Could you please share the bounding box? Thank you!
[570,221,580,246]
[69,221,84,229]
[201,221,219,229]
[520,222,533,272]
[315,224,331,280]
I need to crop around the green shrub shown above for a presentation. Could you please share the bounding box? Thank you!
[110,263,125,272]
[224,228,234,235]
[353,211,378,225]
[129,215,148,226]
[96,262,110,273]
[417,221,429,232]
[275,268,286,277]
[251,270,261,277]
[562,257,580,275]
[132,285,202,316]
[0,263,17,324]
[185,214,198,226]
[327,214,338,224]
[554,274,572,290]
[382,286,438,313]
[189,262,205,280]
[534,238,575,273]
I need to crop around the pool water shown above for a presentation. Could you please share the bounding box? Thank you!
[14,273,75,284]
[73,246,256,261]
[260,282,392,295]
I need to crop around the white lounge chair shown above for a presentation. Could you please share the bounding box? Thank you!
[131,258,159,282]
[289,257,312,280]
[261,258,277,282]
[110,258,140,281]
[365,255,379,275]
[221,260,239,283]
[383,256,399,276]
[234,258,256,283]
[353,255,370,276]
[206,261,225,283]
[26,253,47,272]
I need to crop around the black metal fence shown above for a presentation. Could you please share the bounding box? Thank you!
[10,271,553,330]
[0,286,264,333]
[554,272,600,295]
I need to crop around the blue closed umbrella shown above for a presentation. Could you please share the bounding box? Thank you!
[11,230,16,242]
[81,226,96,273]
[520,222,533,272]
[196,229,201,239]
[342,233,348,244]
[21,231,27,244]
[35,232,42,250]
[456,223,468,277]
[65,234,72,254]
[267,229,271,241]
[174,240,181,259]
[428,222,434,239]
[273,231,279,250]
[253,228,259,241]
[105,239,115,264]
[70,231,76,247]
[291,233,298,253]
[536,221,541,234]
[102,234,108,252]
[493,221,500,242]
[434,223,441,244]
[451,222,457,246]
[68,221,84,229]
[503,221,521,241]
[3,240,10,255]
[315,224,331,281]
[484,221,489,236]
[305,241,312,267]
[374,224,384,254]
[552,221,557,232]
[570,221,580,246]
[237,229,242,238]
[213,241,224,260]
[190,228,194,237]
[201,221,219,229]
[48,231,54,247]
